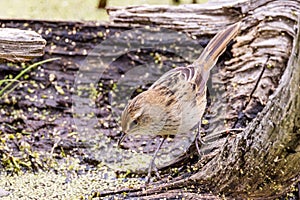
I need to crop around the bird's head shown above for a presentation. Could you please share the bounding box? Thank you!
[118,90,170,146]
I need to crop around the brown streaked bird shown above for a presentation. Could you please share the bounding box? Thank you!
[118,22,241,181]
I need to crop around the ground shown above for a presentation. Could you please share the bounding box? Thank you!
[0,1,207,199]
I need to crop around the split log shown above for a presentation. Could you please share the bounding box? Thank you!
[108,0,298,167]
[97,0,300,199]
[0,28,46,62]
[0,0,299,199]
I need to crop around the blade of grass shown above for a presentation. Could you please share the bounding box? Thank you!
[0,57,61,97]
[0,79,21,85]
[3,81,25,97]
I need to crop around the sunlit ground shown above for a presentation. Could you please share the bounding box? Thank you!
[0,0,205,20]
[0,0,207,21]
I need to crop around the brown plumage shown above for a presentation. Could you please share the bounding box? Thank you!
[119,22,241,181]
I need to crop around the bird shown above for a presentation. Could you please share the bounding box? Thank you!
[118,22,241,181]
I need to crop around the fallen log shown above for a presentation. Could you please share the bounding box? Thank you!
[0,0,299,199]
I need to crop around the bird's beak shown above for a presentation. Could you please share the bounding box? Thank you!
[117,132,127,147]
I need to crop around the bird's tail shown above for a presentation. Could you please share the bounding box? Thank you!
[193,22,241,72]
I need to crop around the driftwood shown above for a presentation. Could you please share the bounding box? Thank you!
[0,28,46,62]
[0,0,299,199]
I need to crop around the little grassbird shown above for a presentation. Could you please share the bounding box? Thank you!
[118,22,241,180]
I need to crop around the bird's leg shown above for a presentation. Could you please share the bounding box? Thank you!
[195,122,205,156]
[146,136,167,183]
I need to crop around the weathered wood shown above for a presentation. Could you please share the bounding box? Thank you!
[107,0,298,169]
[0,0,299,199]
[0,28,46,62]
[96,0,300,199]
[107,1,243,34]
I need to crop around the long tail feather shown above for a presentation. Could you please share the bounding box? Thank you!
[193,22,241,72]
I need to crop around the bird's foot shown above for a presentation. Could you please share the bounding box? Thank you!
[145,161,161,184]
[145,136,166,183]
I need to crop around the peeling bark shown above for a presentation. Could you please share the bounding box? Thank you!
[98,0,300,199]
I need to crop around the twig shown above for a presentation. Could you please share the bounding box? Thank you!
[213,128,245,136]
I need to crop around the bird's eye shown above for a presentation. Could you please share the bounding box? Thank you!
[129,119,139,130]
[132,119,138,125]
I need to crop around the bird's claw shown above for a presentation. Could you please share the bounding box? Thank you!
[145,161,161,184]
